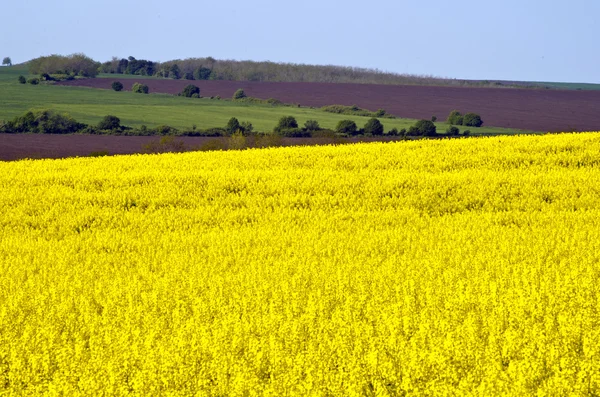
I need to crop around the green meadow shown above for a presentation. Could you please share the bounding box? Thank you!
[0,67,537,135]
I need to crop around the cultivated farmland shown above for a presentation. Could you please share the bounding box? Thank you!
[1,133,600,395]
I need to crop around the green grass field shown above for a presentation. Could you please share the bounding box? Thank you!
[0,67,537,135]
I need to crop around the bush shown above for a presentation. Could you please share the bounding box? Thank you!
[463,113,483,127]
[0,109,86,134]
[446,110,463,125]
[376,109,386,117]
[233,89,247,100]
[226,117,241,135]
[414,120,437,136]
[304,120,321,132]
[18,75,26,84]
[407,126,419,136]
[274,116,298,132]
[335,119,358,135]
[463,130,471,136]
[431,116,437,122]
[240,121,253,134]
[399,128,407,136]
[363,118,384,136]
[112,81,123,92]
[446,126,460,136]
[27,78,40,85]
[180,84,200,98]
[132,83,149,94]
[191,93,200,98]
[388,127,399,136]
[97,115,121,131]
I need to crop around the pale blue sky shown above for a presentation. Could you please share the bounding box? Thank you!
[2,0,598,83]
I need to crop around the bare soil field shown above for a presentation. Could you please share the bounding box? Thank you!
[58,79,600,132]
[0,134,405,161]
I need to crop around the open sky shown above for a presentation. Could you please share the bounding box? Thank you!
[2,0,598,83]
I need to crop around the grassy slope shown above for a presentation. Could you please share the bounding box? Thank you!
[0,67,536,135]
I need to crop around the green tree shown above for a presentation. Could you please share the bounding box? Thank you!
[180,84,200,98]
[463,113,483,127]
[304,120,321,132]
[132,83,149,94]
[226,117,241,135]
[97,115,121,131]
[363,118,384,136]
[233,89,247,100]
[274,116,298,132]
[446,126,460,136]
[111,81,123,91]
[446,110,463,125]
[335,119,358,135]
[18,75,26,84]
[2,57,12,66]
[414,120,437,136]
[194,66,212,80]
[169,64,181,79]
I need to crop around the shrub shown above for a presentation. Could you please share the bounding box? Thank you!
[399,128,407,136]
[388,127,399,136]
[180,84,200,98]
[407,126,419,136]
[463,113,483,127]
[431,116,437,122]
[233,89,247,100]
[154,125,177,135]
[304,120,321,132]
[463,130,471,136]
[274,116,298,132]
[132,83,149,94]
[40,73,55,81]
[0,109,86,134]
[335,119,358,135]
[191,93,200,98]
[226,117,241,135]
[97,115,121,131]
[376,109,386,117]
[414,120,437,136]
[240,121,253,134]
[363,118,384,136]
[18,75,26,84]
[112,81,123,92]
[27,78,40,85]
[446,126,460,136]
[447,110,463,125]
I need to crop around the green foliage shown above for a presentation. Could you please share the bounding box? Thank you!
[413,120,437,136]
[363,118,384,136]
[0,109,86,134]
[27,78,40,85]
[29,53,100,77]
[169,64,181,79]
[226,117,241,135]
[132,83,149,94]
[2,57,11,66]
[304,120,321,132]
[18,75,26,84]
[463,130,471,136]
[387,127,399,136]
[447,110,463,125]
[180,84,200,98]
[463,113,483,127]
[431,116,437,122]
[191,93,200,99]
[183,72,194,80]
[111,81,123,92]
[322,105,395,119]
[274,116,298,131]
[194,66,212,80]
[97,115,121,131]
[446,126,460,136]
[407,126,419,136]
[233,89,247,100]
[240,121,253,134]
[335,119,358,135]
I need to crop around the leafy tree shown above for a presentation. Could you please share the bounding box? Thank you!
[335,119,358,135]
[183,72,194,80]
[274,116,298,132]
[388,127,399,136]
[304,120,321,132]
[414,119,437,136]
[169,64,181,79]
[194,66,212,80]
[111,81,123,92]
[446,110,463,125]
[1,109,85,134]
[180,84,200,98]
[363,118,384,136]
[132,83,149,94]
[407,126,419,136]
[2,57,12,66]
[233,89,247,100]
[226,117,241,135]
[446,126,460,136]
[431,115,437,122]
[27,78,40,85]
[463,113,483,127]
[18,75,26,84]
[97,115,121,131]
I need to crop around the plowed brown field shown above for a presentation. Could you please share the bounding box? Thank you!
[58,79,600,132]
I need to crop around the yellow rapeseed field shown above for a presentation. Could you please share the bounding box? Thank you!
[1,133,600,396]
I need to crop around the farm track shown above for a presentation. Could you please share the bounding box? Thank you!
[58,79,600,132]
